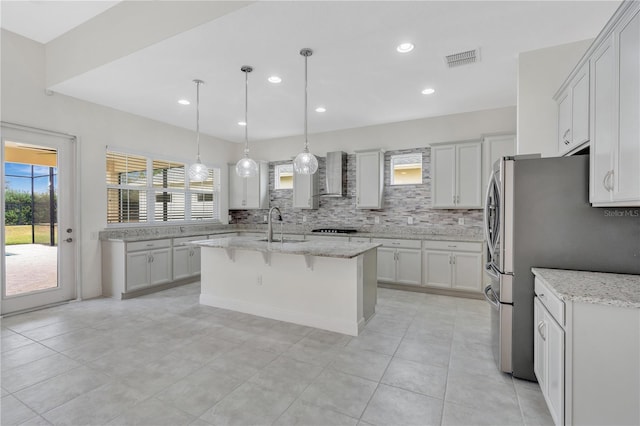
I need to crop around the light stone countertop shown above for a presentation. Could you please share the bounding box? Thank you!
[532,267,640,309]
[191,236,381,259]
[100,226,483,243]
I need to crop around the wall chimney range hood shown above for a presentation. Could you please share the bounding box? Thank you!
[321,151,347,197]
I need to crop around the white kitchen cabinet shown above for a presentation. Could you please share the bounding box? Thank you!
[422,240,483,292]
[172,235,204,280]
[431,141,482,209]
[373,239,421,286]
[533,272,640,426]
[355,150,384,209]
[482,134,515,191]
[590,3,640,206]
[533,294,564,426]
[293,168,318,209]
[229,161,269,209]
[124,239,172,292]
[555,63,590,156]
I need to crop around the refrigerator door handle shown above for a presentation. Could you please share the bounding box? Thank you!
[484,172,497,257]
[483,285,500,309]
[485,262,499,279]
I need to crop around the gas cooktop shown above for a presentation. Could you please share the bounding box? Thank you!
[311,228,358,234]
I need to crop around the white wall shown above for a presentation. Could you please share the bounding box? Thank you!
[1,30,240,299]
[248,106,516,162]
[517,39,592,157]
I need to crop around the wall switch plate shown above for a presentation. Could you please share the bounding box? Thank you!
[263,215,267,222]
[374,216,380,224]
[407,217,414,225]
[302,215,307,223]
[228,214,232,222]
[458,218,465,225]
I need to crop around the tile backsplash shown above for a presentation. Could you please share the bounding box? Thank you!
[230,147,483,232]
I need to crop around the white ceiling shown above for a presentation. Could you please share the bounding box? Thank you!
[3,1,620,143]
[0,0,120,44]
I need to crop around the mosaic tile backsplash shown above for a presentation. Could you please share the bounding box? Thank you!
[230,147,484,233]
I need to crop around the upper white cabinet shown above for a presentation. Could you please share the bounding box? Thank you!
[590,3,640,206]
[555,63,590,156]
[482,134,515,191]
[355,150,384,209]
[293,169,318,209]
[432,141,482,209]
[229,161,269,209]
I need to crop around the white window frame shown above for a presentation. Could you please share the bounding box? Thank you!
[390,153,423,186]
[274,163,293,190]
[106,147,221,227]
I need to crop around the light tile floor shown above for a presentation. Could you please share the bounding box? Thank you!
[1,284,553,426]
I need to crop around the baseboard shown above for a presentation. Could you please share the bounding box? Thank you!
[378,282,484,300]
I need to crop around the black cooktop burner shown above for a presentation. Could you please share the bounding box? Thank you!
[311,228,358,234]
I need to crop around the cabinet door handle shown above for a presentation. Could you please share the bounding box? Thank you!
[537,321,546,341]
[452,255,456,265]
[607,170,614,192]
[453,195,456,204]
[563,128,571,144]
[449,255,452,265]
[602,171,611,191]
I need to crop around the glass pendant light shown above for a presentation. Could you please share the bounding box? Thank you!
[236,66,259,178]
[188,79,209,182]
[293,48,318,175]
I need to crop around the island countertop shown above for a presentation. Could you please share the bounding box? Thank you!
[532,267,640,309]
[190,236,381,259]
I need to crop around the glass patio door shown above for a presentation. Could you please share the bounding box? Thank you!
[1,125,76,315]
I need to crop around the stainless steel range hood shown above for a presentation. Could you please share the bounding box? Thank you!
[321,151,346,197]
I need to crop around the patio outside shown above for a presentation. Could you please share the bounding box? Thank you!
[4,159,59,297]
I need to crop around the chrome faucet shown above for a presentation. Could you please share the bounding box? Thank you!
[267,206,283,243]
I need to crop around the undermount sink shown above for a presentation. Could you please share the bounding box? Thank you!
[257,238,305,244]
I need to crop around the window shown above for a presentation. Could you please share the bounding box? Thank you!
[390,153,422,185]
[106,150,220,225]
[275,163,293,189]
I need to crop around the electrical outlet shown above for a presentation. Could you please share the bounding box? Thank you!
[90,231,98,240]
[374,216,380,224]
[407,217,414,225]
[228,214,232,222]
[263,215,267,222]
[458,218,465,225]
[302,215,307,223]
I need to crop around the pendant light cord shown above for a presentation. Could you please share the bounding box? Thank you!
[244,69,249,155]
[195,79,202,161]
[304,52,309,152]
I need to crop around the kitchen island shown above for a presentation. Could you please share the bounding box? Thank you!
[191,236,380,336]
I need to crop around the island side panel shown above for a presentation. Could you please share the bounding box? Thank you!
[360,249,377,323]
[199,247,362,336]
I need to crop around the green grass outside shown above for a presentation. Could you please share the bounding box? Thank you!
[5,225,58,245]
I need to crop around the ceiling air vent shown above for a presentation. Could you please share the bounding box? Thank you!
[445,48,480,68]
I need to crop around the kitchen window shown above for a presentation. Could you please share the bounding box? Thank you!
[274,163,293,189]
[390,153,422,185]
[106,150,220,224]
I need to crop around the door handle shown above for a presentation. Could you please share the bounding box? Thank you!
[483,285,500,309]
[65,238,73,243]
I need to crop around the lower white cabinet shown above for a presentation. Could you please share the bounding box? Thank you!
[124,240,172,292]
[172,236,203,280]
[373,239,422,286]
[534,295,565,426]
[533,274,640,426]
[422,240,482,291]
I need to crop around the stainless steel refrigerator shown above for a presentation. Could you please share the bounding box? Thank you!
[483,154,640,381]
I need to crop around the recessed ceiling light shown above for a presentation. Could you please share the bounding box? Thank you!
[268,76,282,84]
[238,121,247,126]
[421,88,436,95]
[315,106,326,113]
[396,42,414,53]
[178,99,190,105]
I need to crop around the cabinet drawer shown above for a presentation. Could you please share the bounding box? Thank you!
[127,239,171,252]
[422,240,481,252]
[350,237,371,243]
[173,235,209,245]
[372,238,421,249]
[535,278,565,327]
